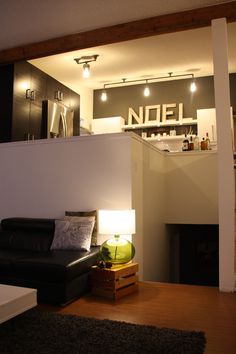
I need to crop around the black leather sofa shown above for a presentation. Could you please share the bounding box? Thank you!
[0,217,100,305]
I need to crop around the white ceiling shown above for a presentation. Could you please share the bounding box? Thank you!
[29,23,236,93]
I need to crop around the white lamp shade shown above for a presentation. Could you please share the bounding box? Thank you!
[98,209,135,235]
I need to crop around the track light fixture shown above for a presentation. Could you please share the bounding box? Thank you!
[74,55,99,78]
[100,72,197,101]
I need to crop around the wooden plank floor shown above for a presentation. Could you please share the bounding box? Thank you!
[38,281,236,354]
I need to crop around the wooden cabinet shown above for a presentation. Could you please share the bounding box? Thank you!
[12,61,47,141]
[29,66,47,140]
[0,64,14,142]
[0,60,80,142]
[46,79,80,136]
[46,76,71,107]
[11,61,30,141]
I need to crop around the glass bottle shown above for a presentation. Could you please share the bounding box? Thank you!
[194,135,199,150]
[182,134,189,151]
[201,137,207,150]
[205,132,210,150]
[189,136,194,150]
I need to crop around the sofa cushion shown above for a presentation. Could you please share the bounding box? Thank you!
[0,230,14,249]
[0,250,34,275]
[0,218,55,252]
[11,247,100,283]
[65,210,98,246]
[0,230,55,252]
[1,218,55,232]
[51,218,95,251]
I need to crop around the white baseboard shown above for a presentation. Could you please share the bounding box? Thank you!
[219,275,236,292]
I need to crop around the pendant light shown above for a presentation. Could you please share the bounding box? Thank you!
[100,84,107,101]
[143,80,150,97]
[82,63,90,78]
[190,80,197,92]
[101,90,107,102]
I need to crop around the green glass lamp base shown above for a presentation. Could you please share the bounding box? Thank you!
[100,234,135,264]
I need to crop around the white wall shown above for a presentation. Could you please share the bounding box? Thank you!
[0,1,225,51]
[0,134,132,224]
[0,132,171,282]
[165,151,218,224]
[141,142,168,281]
[212,18,235,291]
[131,137,169,281]
[0,133,219,282]
[130,141,218,281]
[131,137,144,278]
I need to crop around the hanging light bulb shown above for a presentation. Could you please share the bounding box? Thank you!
[74,55,99,79]
[143,80,150,97]
[144,86,150,97]
[190,79,197,92]
[101,90,107,102]
[83,63,90,78]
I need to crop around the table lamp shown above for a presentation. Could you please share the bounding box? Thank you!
[98,209,135,264]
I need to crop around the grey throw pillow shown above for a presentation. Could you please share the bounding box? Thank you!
[65,210,98,246]
[51,218,95,251]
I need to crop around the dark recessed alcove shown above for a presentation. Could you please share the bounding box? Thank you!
[167,224,219,287]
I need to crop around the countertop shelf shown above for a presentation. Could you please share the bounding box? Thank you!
[144,134,195,141]
[122,120,197,130]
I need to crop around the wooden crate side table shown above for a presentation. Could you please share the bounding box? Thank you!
[91,262,139,300]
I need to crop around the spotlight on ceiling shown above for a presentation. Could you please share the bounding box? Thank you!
[74,55,99,79]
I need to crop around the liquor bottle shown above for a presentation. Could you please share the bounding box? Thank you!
[189,136,194,150]
[194,135,199,150]
[205,132,210,150]
[182,134,189,151]
[200,137,207,150]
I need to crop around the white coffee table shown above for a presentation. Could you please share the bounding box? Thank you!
[0,284,37,324]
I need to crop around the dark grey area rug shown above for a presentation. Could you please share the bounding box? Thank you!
[0,309,206,354]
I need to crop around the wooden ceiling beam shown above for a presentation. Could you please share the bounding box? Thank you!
[0,1,236,64]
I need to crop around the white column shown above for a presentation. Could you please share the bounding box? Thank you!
[211,18,235,291]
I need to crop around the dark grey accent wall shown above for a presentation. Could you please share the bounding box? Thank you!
[94,74,236,122]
